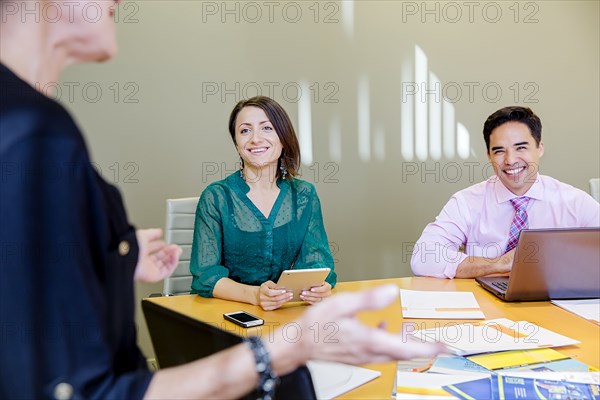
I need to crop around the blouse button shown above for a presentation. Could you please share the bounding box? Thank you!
[118,240,130,256]
[53,383,73,400]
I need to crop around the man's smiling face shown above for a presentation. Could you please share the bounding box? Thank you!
[488,121,544,196]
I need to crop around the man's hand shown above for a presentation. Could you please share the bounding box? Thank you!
[495,249,516,274]
[455,248,516,278]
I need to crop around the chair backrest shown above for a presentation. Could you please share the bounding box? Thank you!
[163,197,199,296]
[590,178,600,203]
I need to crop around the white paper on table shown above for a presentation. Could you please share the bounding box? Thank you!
[306,360,380,399]
[411,318,580,356]
[400,289,485,319]
[551,299,600,325]
[394,371,489,399]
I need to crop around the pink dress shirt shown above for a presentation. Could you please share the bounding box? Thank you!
[411,175,600,278]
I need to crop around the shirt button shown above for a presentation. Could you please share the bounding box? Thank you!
[267,232,272,236]
[118,240,130,256]
[54,383,73,400]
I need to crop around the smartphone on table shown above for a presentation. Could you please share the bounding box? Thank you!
[223,311,264,328]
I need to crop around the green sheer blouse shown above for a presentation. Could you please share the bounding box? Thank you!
[190,172,337,297]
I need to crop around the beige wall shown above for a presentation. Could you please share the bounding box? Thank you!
[60,1,599,359]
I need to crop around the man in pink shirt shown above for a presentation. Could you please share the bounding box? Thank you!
[411,106,600,279]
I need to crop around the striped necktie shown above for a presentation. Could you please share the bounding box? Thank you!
[505,196,530,253]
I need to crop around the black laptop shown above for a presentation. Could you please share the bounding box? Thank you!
[142,299,317,399]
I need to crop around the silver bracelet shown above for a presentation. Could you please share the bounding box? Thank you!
[245,336,279,400]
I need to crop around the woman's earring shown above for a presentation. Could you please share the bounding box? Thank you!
[239,157,245,179]
[279,163,288,180]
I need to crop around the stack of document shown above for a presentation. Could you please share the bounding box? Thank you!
[495,371,600,383]
[443,373,600,400]
[411,318,580,356]
[393,303,593,399]
[394,364,598,399]
[467,348,590,373]
[400,289,485,319]
[425,350,591,376]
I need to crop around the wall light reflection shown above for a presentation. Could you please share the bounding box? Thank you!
[358,75,371,162]
[298,80,313,165]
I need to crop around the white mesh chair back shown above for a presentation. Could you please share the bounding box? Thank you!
[163,197,199,295]
[590,178,600,202]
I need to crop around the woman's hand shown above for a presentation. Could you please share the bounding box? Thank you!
[134,228,182,283]
[300,281,332,304]
[267,284,447,376]
[258,281,294,310]
[301,285,447,365]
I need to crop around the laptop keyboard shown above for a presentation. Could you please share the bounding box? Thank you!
[491,281,508,291]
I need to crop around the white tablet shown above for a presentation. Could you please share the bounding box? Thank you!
[275,268,331,301]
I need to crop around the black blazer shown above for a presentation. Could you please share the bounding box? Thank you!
[0,63,152,399]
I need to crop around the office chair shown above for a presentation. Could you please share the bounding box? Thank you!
[590,178,600,203]
[163,197,199,296]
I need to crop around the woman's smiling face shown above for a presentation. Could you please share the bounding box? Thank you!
[235,106,283,171]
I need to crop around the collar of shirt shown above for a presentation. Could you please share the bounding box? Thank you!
[229,171,288,195]
[492,173,544,204]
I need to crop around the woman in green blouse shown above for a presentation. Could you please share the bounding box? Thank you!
[190,96,337,310]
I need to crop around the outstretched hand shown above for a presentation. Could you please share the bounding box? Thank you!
[269,284,446,375]
[134,228,182,283]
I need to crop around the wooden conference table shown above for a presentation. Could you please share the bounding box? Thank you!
[144,277,600,399]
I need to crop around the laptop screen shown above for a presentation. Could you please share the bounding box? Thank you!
[477,228,600,301]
